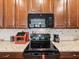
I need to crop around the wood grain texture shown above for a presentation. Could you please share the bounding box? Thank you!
[67,0,77,28]
[4,0,15,28]
[0,0,3,28]
[54,0,66,28]
[15,0,28,28]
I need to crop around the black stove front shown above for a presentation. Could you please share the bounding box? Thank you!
[23,42,60,59]
[30,34,50,48]
[23,34,60,59]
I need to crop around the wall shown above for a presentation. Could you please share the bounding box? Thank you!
[0,29,79,41]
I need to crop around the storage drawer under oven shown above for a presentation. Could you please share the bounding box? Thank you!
[24,51,59,59]
[24,51,42,59]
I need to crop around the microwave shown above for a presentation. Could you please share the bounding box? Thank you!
[28,13,54,28]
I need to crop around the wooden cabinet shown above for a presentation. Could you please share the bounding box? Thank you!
[54,0,67,28]
[77,0,79,28]
[60,52,73,59]
[0,52,23,59]
[0,0,3,28]
[15,0,28,28]
[4,0,28,29]
[41,0,53,13]
[67,0,78,28]
[54,0,79,29]
[28,0,41,12]
[60,52,79,59]
[4,0,15,28]
[28,0,54,13]
[50,0,54,13]
[2,0,79,29]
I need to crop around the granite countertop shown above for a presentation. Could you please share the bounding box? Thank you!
[0,41,79,52]
[0,41,29,52]
[53,40,79,52]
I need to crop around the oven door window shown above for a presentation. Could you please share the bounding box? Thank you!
[29,18,46,28]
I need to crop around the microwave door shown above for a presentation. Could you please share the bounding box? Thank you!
[28,13,54,28]
[29,18,46,28]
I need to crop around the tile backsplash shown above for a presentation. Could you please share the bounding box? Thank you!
[0,29,79,41]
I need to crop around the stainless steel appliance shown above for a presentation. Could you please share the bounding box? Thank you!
[53,34,60,43]
[28,13,54,28]
[23,34,60,59]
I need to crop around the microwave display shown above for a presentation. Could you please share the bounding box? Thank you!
[28,13,54,28]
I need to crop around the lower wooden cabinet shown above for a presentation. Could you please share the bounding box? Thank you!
[0,52,79,59]
[60,52,79,59]
[0,52,23,59]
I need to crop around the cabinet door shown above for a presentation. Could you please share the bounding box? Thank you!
[28,0,41,12]
[4,0,15,28]
[77,0,79,28]
[0,0,3,28]
[50,0,54,13]
[67,0,77,28]
[54,0,67,28]
[0,52,23,59]
[41,0,51,13]
[29,0,54,13]
[60,52,73,59]
[42,0,54,13]
[15,0,28,28]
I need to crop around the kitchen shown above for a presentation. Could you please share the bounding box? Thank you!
[0,0,79,59]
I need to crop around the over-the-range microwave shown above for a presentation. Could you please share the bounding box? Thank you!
[28,13,54,28]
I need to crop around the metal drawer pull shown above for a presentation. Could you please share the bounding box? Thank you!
[73,54,79,56]
[3,54,10,57]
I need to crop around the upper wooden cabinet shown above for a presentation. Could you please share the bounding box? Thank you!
[67,0,78,28]
[41,0,50,12]
[54,0,67,28]
[77,0,79,28]
[0,0,3,28]
[28,0,41,12]
[15,0,28,28]
[28,0,54,13]
[4,0,15,28]
[50,0,54,13]
[1,0,79,29]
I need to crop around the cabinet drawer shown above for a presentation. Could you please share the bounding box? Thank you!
[60,52,79,59]
[60,52,73,58]
[0,52,23,58]
[72,52,79,58]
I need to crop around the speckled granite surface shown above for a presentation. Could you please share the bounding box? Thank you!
[53,41,79,52]
[0,41,79,52]
[0,41,29,52]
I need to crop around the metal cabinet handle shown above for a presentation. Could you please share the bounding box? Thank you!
[3,54,10,57]
[73,54,79,57]
[73,54,76,56]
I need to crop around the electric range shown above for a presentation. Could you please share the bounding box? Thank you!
[23,34,60,59]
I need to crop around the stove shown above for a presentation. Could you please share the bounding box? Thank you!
[23,34,60,59]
